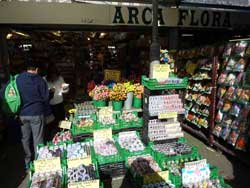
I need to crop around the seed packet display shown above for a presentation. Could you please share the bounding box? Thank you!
[233,41,248,57]
[220,125,231,140]
[67,164,97,183]
[227,129,240,146]
[213,124,223,137]
[223,43,233,57]
[218,73,227,84]
[37,145,65,160]
[224,87,235,99]
[226,58,237,71]
[222,101,232,112]
[235,135,248,151]
[217,87,226,98]
[216,100,224,110]
[226,73,237,86]
[229,104,241,117]
[31,171,62,188]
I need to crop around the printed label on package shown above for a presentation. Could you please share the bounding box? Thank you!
[68,179,100,188]
[184,159,207,170]
[67,156,92,168]
[34,157,61,173]
[59,120,72,130]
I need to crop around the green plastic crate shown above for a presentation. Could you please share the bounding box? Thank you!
[142,75,188,90]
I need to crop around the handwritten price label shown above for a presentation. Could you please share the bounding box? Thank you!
[152,64,170,82]
[158,112,177,119]
[68,156,92,168]
[93,128,112,141]
[143,170,169,184]
[59,121,72,130]
[34,157,61,173]
[104,69,121,82]
[68,179,100,188]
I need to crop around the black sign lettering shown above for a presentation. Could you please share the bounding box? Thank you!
[178,9,189,25]
[128,7,139,24]
[157,9,165,25]
[113,6,125,24]
[190,10,199,26]
[212,12,221,27]
[142,7,152,25]
[223,12,231,27]
[201,11,209,26]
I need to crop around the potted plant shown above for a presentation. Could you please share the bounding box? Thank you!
[109,83,127,111]
[133,83,144,108]
[89,85,110,107]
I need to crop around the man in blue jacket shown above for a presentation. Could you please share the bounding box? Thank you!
[16,60,49,169]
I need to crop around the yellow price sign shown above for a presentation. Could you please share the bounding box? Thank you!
[34,157,61,173]
[104,69,121,82]
[59,121,72,130]
[68,156,92,168]
[158,112,177,119]
[152,64,170,82]
[68,179,100,188]
[93,128,112,141]
[143,171,169,184]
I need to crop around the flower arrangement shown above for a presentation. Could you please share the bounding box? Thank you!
[134,83,144,99]
[89,85,110,101]
[109,83,127,101]
[123,82,135,93]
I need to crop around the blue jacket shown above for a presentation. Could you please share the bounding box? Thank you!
[16,72,50,116]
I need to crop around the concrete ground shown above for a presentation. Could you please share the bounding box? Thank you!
[0,128,249,188]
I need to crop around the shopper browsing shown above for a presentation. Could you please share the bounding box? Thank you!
[16,60,50,170]
[44,65,69,126]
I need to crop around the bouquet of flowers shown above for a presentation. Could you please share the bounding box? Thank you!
[89,85,110,101]
[123,82,135,93]
[134,83,144,99]
[109,83,127,101]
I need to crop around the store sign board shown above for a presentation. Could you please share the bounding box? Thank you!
[0,2,249,28]
[34,157,61,173]
[68,179,100,188]
[181,0,250,7]
[104,69,121,82]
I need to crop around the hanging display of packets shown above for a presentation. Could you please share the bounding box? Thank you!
[128,154,161,176]
[118,131,145,152]
[67,142,91,159]
[148,119,183,141]
[37,145,65,160]
[94,139,118,156]
[152,142,192,156]
[142,182,172,188]
[30,171,62,188]
[147,94,184,116]
[67,164,97,183]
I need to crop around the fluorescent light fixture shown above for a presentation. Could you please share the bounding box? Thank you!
[230,38,250,42]
[52,31,61,37]
[108,46,115,49]
[182,34,194,37]
[6,33,13,39]
[87,37,91,41]
[13,31,29,37]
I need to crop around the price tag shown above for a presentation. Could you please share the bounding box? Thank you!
[104,69,121,82]
[158,112,177,119]
[152,64,170,82]
[143,170,169,184]
[68,156,92,168]
[93,128,112,141]
[68,179,100,188]
[184,159,207,170]
[59,121,72,130]
[34,157,61,173]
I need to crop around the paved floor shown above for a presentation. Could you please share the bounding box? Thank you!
[0,127,249,188]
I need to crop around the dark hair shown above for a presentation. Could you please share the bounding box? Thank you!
[46,65,60,82]
[26,58,39,71]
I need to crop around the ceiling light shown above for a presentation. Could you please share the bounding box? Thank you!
[99,33,107,38]
[182,34,194,37]
[52,31,61,37]
[13,31,29,37]
[6,33,12,39]
[87,37,90,41]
